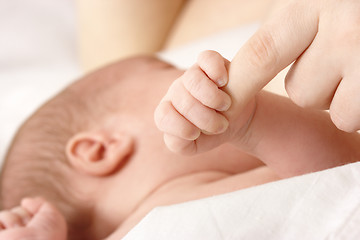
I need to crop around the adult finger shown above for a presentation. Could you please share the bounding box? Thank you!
[330,73,360,132]
[285,33,342,109]
[226,0,320,115]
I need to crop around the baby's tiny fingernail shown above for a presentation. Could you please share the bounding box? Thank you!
[218,101,231,112]
[23,217,31,225]
[217,78,227,87]
[217,120,229,134]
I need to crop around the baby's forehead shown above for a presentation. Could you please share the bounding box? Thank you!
[68,56,181,114]
[77,57,178,88]
[114,56,178,75]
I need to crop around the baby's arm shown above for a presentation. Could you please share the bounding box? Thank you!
[241,90,360,177]
[76,0,186,72]
[155,51,360,177]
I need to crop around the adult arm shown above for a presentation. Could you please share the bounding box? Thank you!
[76,0,187,72]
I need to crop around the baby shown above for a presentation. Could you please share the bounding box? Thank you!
[0,54,359,240]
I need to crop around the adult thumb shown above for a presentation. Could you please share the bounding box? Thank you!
[226,0,320,113]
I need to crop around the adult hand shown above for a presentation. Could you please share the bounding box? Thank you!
[227,0,360,132]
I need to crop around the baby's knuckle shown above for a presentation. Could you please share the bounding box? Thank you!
[207,95,227,111]
[0,212,18,227]
[179,97,196,117]
[154,103,170,129]
[205,97,222,110]
[202,118,217,133]
[198,50,220,62]
[167,80,181,96]
[202,114,227,134]
[198,51,225,76]
[186,73,203,96]
[165,137,193,155]
[210,66,225,81]
[0,211,9,220]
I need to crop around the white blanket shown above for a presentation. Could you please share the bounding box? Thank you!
[125,162,360,240]
[1,1,359,239]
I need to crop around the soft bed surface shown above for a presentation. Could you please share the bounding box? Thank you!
[125,162,360,240]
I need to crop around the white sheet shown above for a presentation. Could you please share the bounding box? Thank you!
[125,162,360,239]
[1,1,359,239]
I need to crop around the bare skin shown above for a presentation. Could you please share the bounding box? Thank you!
[155,50,360,177]
[2,51,360,238]
[76,0,277,71]
[0,198,67,240]
[0,57,279,239]
[77,0,360,132]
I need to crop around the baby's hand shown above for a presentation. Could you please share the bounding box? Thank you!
[0,197,67,240]
[155,51,232,154]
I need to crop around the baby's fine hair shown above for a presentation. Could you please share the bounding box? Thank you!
[0,70,111,239]
[0,56,173,239]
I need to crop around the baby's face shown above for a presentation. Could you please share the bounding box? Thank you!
[68,57,262,237]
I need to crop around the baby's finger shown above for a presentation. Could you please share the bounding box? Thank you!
[11,207,32,225]
[169,81,229,134]
[197,50,229,87]
[163,133,197,155]
[155,100,201,140]
[0,210,23,228]
[182,65,231,111]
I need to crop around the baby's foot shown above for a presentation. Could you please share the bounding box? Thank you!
[0,197,67,240]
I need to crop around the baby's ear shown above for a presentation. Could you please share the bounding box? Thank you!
[66,130,134,176]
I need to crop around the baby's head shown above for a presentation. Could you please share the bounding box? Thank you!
[0,56,185,239]
[0,56,255,239]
